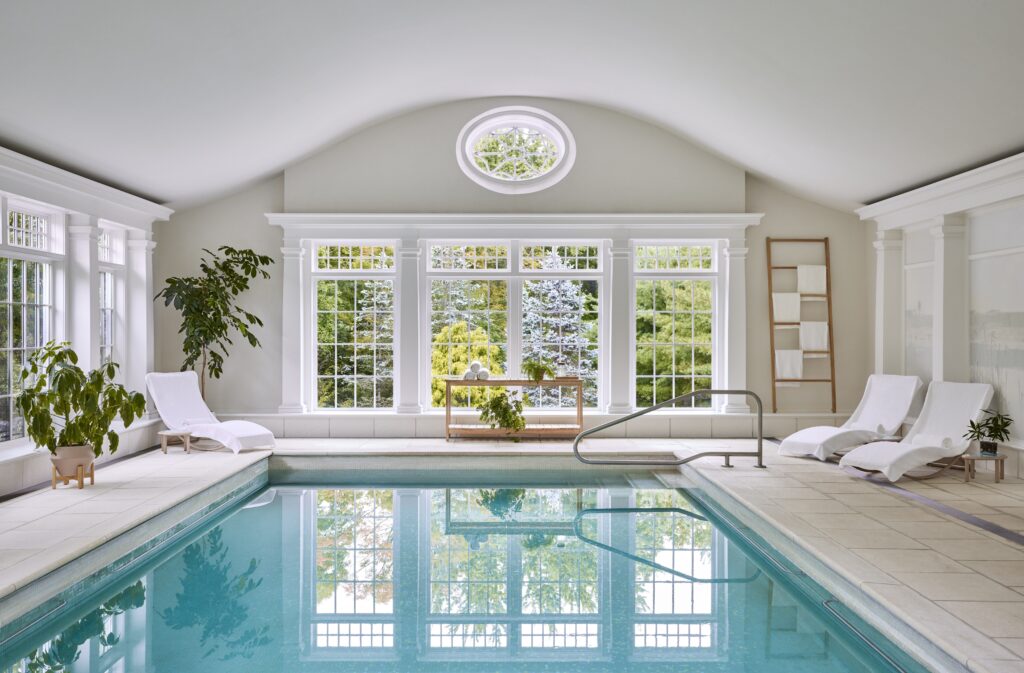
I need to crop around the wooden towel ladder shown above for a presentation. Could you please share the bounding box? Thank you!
[766,237,837,413]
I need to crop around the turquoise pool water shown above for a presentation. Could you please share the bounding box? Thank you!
[0,475,925,673]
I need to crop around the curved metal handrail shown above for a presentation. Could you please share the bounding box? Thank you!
[572,507,762,584]
[573,389,765,468]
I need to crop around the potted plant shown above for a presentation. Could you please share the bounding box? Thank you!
[155,246,274,399]
[521,359,555,382]
[477,390,529,438]
[964,409,1014,456]
[17,342,147,489]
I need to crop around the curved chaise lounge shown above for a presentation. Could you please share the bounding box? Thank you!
[146,371,276,453]
[778,374,922,461]
[839,381,993,481]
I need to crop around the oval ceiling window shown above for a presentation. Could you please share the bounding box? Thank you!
[456,106,576,194]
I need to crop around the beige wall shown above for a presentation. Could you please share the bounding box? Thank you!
[153,99,873,416]
[744,175,871,413]
[285,97,746,213]
[153,175,284,413]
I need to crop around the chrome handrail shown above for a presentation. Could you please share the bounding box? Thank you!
[572,389,766,468]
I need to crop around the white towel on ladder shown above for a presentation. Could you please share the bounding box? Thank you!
[772,292,800,323]
[797,265,827,294]
[799,321,829,353]
[775,349,803,385]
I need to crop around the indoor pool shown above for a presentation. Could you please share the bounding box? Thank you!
[0,474,925,673]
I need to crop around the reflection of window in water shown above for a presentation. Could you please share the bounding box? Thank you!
[633,490,715,649]
[429,488,602,650]
[313,489,395,649]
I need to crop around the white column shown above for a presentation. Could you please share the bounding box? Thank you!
[396,244,422,413]
[279,244,306,412]
[722,243,749,413]
[873,228,904,374]
[126,230,156,401]
[606,241,633,414]
[931,214,969,382]
[67,215,100,369]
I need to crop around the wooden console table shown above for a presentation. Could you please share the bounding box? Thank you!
[445,377,583,440]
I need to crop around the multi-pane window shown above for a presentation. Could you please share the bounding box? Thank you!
[634,245,713,272]
[314,489,394,634]
[316,280,394,409]
[635,262,714,408]
[317,245,394,271]
[430,244,508,271]
[521,244,599,271]
[7,210,49,251]
[97,230,124,264]
[314,241,395,410]
[429,279,508,408]
[0,258,49,442]
[99,271,114,365]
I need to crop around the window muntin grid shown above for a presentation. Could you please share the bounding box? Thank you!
[97,230,123,265]
[471,126,559,182]
[316,245,394,271]
[314,622,394,649]
[521,244,599,271]
[521,278,598,408]
[430,244,509,271]
[634,622,712,648]
[99,271,114,366]
[0,258,50,442]
[521,623,599,649]
[428,279,508,409]
[316,280,394,409]
[634,245,713,272]
[6,210,48,251]
[315,489,395,616]
[429,623,507,648]
[633,491,714,616]
[635,279,713,409]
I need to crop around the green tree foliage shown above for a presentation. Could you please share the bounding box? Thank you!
[472,127,558,180]
[17,342,146,456]
[430,322,506,407]
[155,246,273,398]
[315,490,394,610]
[635,279,713,408]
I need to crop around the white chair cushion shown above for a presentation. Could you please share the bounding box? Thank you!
[778,426,882,461]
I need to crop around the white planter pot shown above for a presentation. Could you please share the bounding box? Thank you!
[50,444,96,489]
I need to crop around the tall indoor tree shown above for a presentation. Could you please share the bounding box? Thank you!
[156,246,274,398]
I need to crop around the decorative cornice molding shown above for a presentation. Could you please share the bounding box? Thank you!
[856,150,1024,230]
[0,146,173,227]
[723,246,749,258]
[280,246,306,259]
[266,212,764,230]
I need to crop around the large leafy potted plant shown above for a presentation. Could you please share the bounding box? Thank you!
[155,246,274,398]
[17,342,146,489]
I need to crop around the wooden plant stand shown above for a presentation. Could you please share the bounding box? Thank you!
[52,463,94,490]
[445,377,584,440]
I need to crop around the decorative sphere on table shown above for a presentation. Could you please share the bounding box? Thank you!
[469,361,482,373]
[477,368,490,380]
[463,370,477,380]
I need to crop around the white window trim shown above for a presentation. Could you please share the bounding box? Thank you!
[270,213,761,416]
[308,239,398,411]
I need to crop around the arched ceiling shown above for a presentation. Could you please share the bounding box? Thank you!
[1,0,1023,210]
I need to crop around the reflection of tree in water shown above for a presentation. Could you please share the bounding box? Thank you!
[25,581,145,673]
[161,527,271,661]
[314,490,394,608]
[476,488,526,520]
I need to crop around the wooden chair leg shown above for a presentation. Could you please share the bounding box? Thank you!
[161,435,168,454]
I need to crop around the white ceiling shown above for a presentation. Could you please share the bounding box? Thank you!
[2,0,1023,210]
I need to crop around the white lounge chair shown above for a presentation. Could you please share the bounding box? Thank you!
[839,381,994,481]
[778,374,922,461]
[146,371,276,454]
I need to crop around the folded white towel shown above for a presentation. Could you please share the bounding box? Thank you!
[772,292,801,323]
[775,350,803,381]
[799,321,829,351]
[797,265,827,294]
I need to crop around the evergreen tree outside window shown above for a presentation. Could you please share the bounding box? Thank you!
[0,257,50,441]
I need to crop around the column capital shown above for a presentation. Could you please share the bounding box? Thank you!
[281,245,305,259]
[607,246,630,259]
[723,246,748,259]
[874,228,903,251]
[398,246,422,259]
[68,223,100,239]
[929,215,967,239]
[126,238,157,252]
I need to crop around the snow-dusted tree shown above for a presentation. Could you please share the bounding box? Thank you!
[521,251,598,406]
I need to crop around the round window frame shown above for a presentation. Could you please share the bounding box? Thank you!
[456,106,576,195]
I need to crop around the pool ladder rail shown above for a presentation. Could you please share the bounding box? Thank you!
[572,389,766,468]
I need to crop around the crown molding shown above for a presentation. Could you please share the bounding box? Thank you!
[0,146,173,229]
[856,151,1024,230]
[266,212,763,241]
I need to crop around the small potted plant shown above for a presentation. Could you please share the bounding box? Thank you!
[477,390,530,439]
[17,342,147,489]
[521,359,555,383]
[964,409,1014,456]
